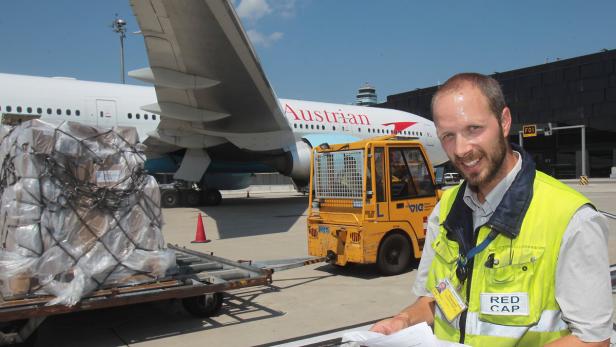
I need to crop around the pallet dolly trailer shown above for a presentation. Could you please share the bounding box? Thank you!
[0,244,322,345]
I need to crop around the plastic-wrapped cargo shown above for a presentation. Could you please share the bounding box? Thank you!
[0,120,176,306]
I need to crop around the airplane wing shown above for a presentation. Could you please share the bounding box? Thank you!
[129,0,295,152]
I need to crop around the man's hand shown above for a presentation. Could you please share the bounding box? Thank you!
[370,314,409,335]
[544,335,609,347]
[370,297,435,335]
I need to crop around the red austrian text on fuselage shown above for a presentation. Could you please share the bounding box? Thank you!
[284,104,371,125]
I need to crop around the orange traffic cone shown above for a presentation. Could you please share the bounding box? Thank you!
[191,213,211,243]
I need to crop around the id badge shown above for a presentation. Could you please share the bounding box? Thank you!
[431,278,467,322]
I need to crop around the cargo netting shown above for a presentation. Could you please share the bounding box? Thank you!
[0,120,176,306]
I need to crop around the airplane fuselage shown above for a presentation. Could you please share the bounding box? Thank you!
[0,73,448,173]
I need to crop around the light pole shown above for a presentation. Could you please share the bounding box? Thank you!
[112,16,127,84]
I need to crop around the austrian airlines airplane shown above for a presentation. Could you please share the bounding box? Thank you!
[0,0,447,205]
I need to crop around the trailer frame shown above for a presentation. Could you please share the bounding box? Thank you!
[0,244,273,345]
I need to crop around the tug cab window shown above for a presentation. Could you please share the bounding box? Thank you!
[389,147,435,200]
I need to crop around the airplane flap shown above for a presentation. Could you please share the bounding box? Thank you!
[130,0,294,151]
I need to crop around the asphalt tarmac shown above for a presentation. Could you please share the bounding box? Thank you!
[33,180,616,347]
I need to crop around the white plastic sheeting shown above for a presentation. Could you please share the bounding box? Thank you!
[0,120,175,306]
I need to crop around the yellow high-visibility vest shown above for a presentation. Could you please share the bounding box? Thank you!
[427,171,590,346]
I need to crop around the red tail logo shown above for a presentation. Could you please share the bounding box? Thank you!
[382,121,417,133]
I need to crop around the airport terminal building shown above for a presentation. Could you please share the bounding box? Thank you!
[378,49,616,178]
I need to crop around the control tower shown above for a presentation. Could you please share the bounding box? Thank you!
[355,83,377,106]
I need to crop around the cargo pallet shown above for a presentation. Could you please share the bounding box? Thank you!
[0,244,276,345]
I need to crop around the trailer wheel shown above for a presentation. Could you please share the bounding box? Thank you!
[182,292,224,317]
[161,190,180,208]
[377,233,411,276]
[202,189,222,206]
[0,320,39,346]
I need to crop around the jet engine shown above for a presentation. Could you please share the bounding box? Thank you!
[283,140,312,187]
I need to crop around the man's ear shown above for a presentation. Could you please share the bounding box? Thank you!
[501,107,512,137]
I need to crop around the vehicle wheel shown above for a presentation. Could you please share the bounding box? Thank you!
[184,190,201,207]
[0,320,39,346]
[377,233,411,276]
[182,292,224,317]
[202,189,222,206]
[161,189,180,208]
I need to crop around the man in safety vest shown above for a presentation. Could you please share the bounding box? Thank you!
[371,73,612,346]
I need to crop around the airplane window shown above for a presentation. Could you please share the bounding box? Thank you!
[47,108,52,115]
[6,106,11,112]
[66,109,71,116]
[311,125,314,129]
[17,106,22,113]
[152,114,156,120]
[332,126,336,131]
[27,107,32,113]
[76,110,80,116]
[358,128,361,133]
[136,114,140,119]
[57,109,62,115]
[144,114,148,120]
[293,124,297,128]
[128,113,132,119]
[322,125,325,130]
[420,132,423,136]
[37,107,42,114]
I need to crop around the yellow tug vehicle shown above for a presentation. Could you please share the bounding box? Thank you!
[307,136,440,275]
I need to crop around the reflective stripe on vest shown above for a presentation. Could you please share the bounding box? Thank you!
[429,171,591,346]
[465,310,569,338]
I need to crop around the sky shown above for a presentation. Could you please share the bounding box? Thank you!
[1,1,615,105]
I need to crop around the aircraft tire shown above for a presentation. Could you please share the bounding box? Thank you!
[377,232,411,276]
[202,189,222,206]
[161,189,180,208]
[184,190,201,207]
[182,292,224,317]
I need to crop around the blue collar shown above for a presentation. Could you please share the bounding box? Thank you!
[443,143,535,247]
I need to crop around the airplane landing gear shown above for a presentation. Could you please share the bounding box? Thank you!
[202,189,222,206]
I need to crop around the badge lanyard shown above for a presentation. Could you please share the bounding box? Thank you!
[455,230,499,284]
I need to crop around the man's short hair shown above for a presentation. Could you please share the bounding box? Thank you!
[431,73,506,122]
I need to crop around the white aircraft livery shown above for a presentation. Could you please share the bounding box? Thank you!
[0,0,447,206]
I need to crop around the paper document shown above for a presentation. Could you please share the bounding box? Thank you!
[340,322,469,347]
